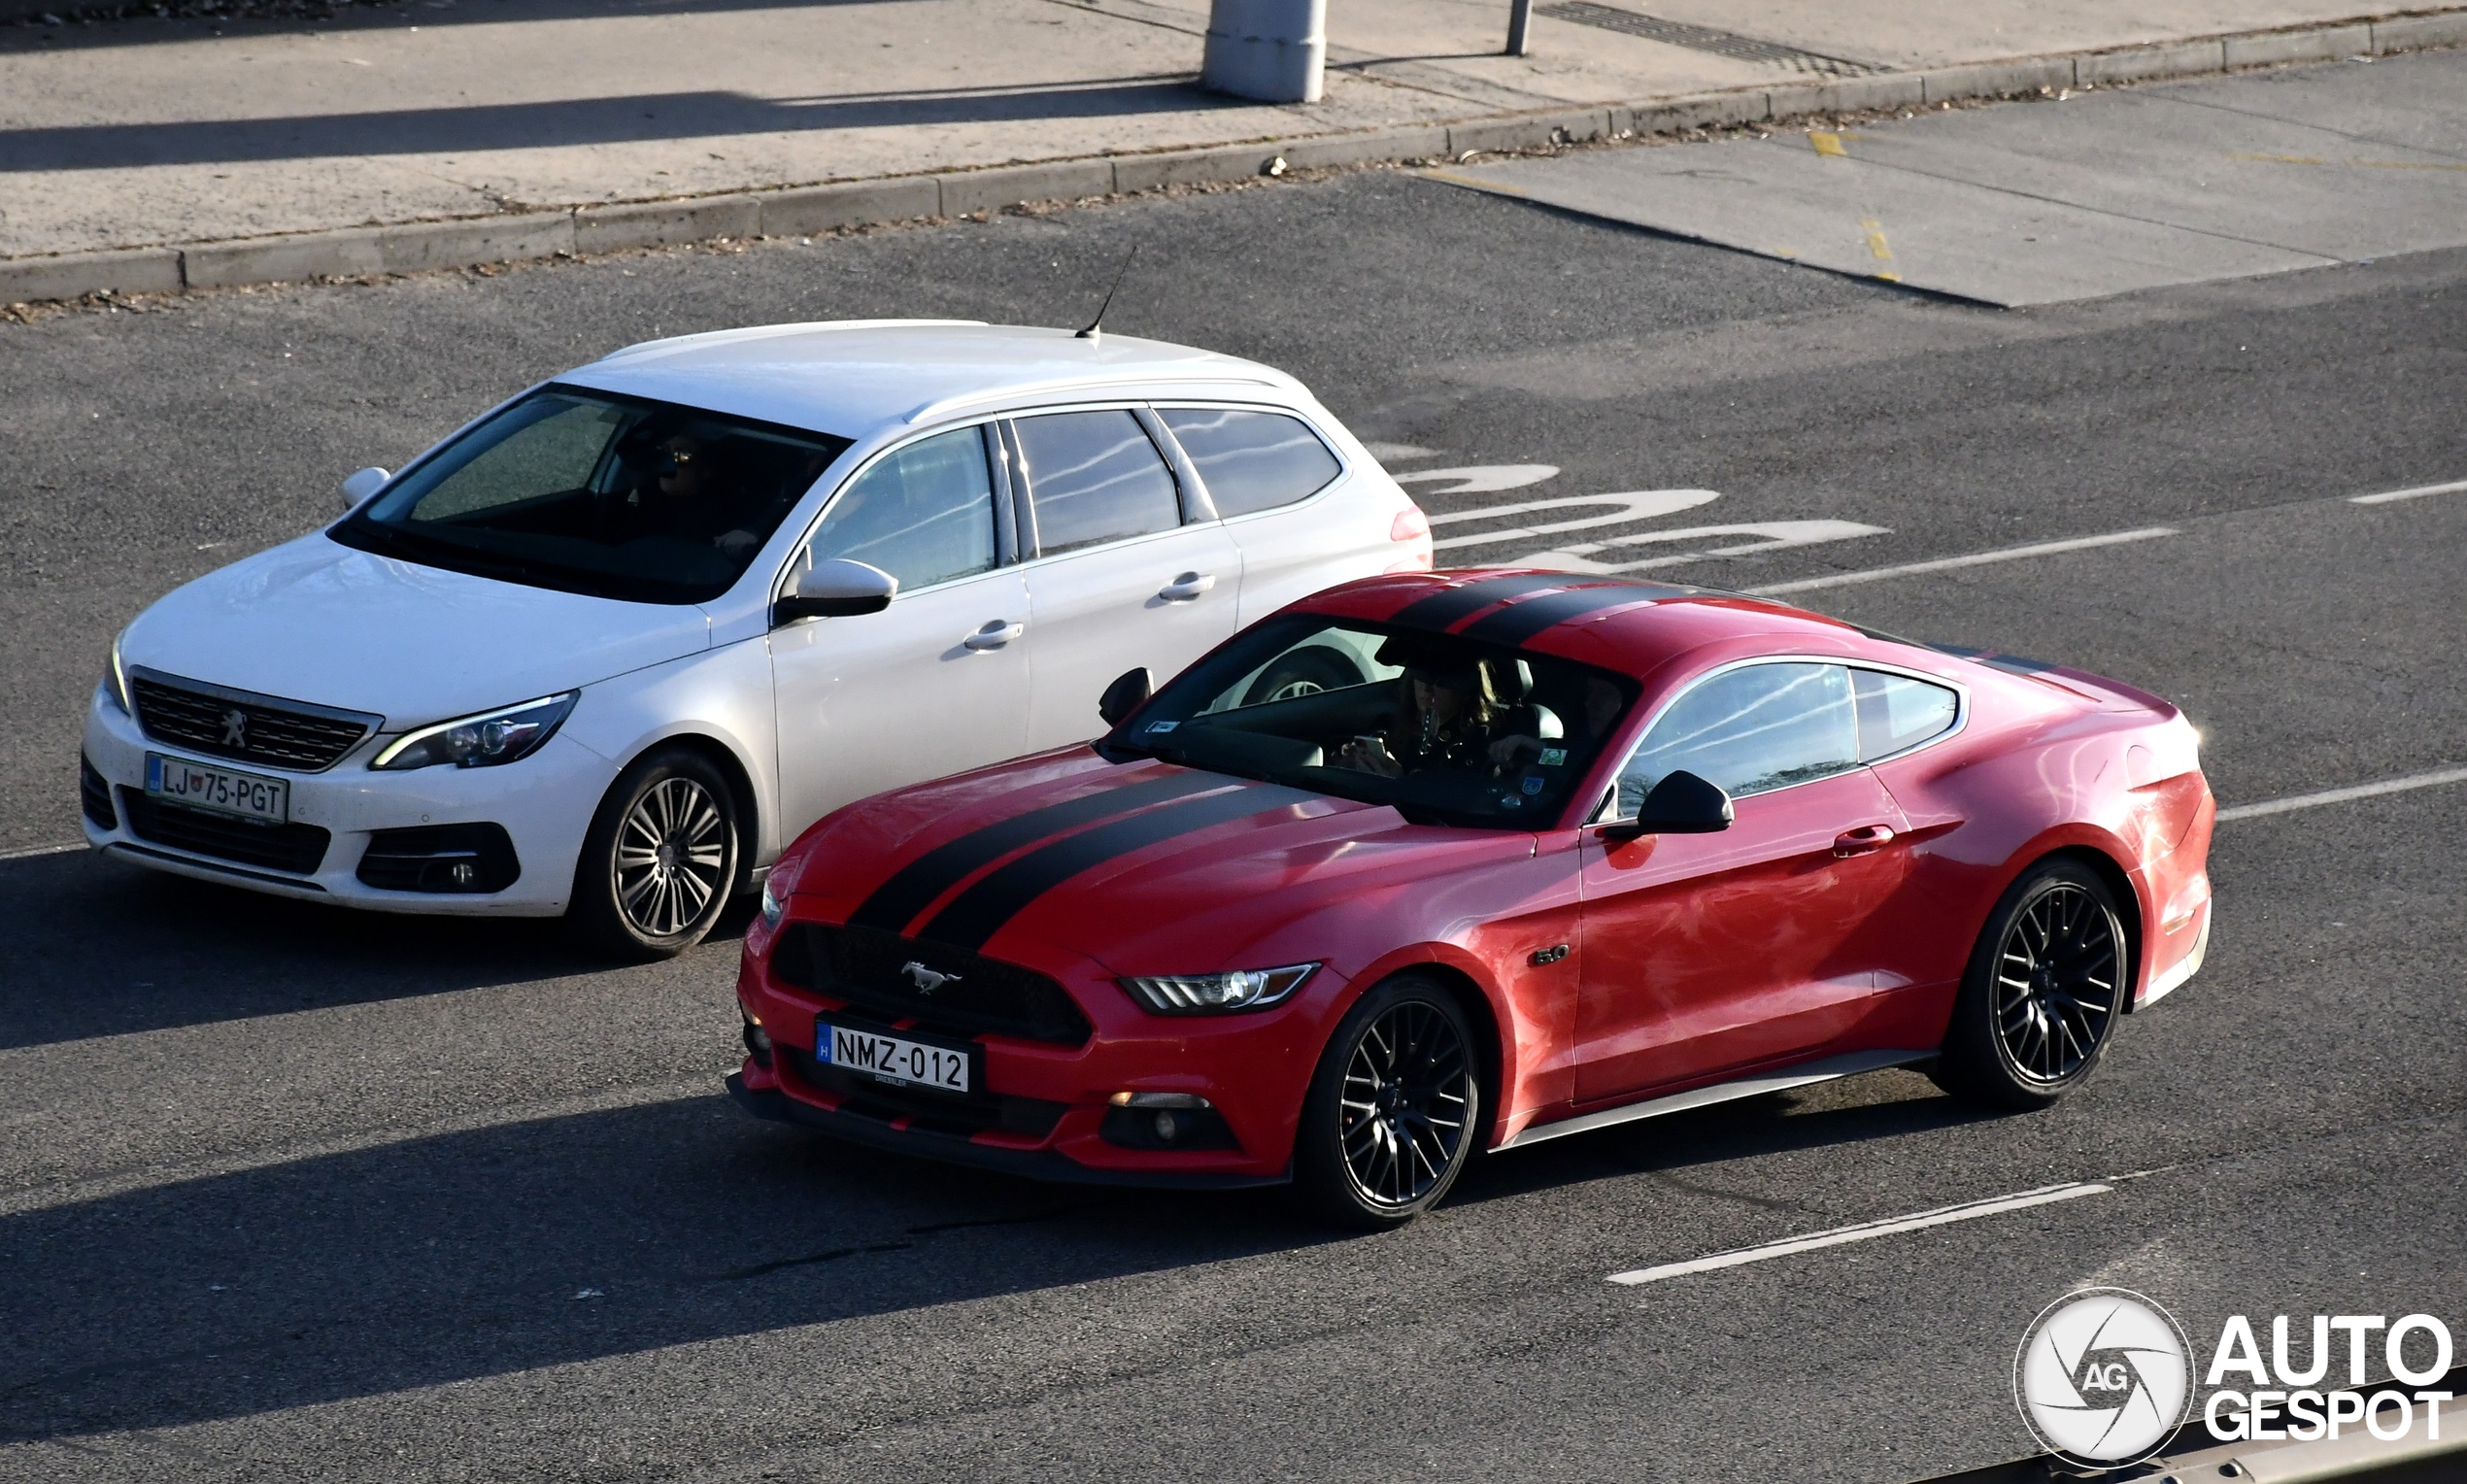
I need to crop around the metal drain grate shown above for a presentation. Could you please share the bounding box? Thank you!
[1537,3,1880,76]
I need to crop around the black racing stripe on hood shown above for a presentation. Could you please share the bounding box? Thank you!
[912,784,1321,954]
[1455,583,1682,645]
[847,769,1228,933]
[1386,573,1576,630]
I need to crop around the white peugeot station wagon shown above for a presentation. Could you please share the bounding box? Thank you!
[80,320,1434,955]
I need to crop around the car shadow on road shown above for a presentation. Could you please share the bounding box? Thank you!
[1446,1071,2002,1210]
[0,850,744,1051]
[0,1091,1337,1444]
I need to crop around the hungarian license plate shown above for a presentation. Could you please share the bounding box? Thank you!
[146,753,289,825]
[814,1019,973,1095]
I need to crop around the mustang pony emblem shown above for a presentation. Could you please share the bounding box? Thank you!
[901,961,962,995]
[220,708,249,748]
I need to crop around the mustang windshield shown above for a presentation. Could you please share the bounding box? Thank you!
[331,387,852,604]
[1107,616,1637,828]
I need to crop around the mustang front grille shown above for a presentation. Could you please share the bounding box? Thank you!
[770,923,1094,1046]
[130,669,380,772]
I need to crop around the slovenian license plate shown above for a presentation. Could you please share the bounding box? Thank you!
[146,753,288,825]
[814,1019,973,1095]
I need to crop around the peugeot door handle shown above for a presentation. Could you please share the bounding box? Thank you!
[963,620,1025,651]
[1833,824,1897,858]
[1158,571,1216,601]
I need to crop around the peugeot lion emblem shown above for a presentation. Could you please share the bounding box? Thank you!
[901,961,962,995]
[220,708,249,748]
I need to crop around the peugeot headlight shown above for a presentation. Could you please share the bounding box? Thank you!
[102,635,133,715]
[371,692,577,771]
[1118,962,1318,1015]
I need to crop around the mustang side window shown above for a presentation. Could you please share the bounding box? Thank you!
[807,426,997,593]
[1013,411,1182,556]
[1618,661,1859,812]
[1158,408,1341,518]
[1852,669,1959,759]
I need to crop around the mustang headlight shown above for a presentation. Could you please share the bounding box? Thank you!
[758,848,807,931]
[1118,962,1318,1015]
[102,634,133,715]
[760,879,784,930]
[371,692,577,771]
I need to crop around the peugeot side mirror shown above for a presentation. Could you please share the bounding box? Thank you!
[774,558,897,624]
[339,466,389,511]
[1098,667,1152,727]
[1599,769,1734,841]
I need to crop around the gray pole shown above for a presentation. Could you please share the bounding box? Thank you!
[1201,0,1328,103]
[1504,0,1534,55]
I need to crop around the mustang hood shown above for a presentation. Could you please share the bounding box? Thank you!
[121,534,712,726]
[793,752,1538,974]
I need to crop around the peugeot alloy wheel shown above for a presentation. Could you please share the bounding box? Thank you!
[571,747,741,960]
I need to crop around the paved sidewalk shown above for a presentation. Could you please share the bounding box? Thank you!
[3,0,2465,300]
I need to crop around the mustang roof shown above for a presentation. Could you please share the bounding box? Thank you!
[556,320,1301,438]
[1301,570,1897,678]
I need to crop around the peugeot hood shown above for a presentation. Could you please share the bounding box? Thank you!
[119,534,712,727]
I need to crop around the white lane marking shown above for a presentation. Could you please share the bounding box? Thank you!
[1607,1181,2112,1286]
[1537,519,1892,573]
[2349,477,2467,505]
[1392,463,1560,495]
[1362,442,1443,463]
[1743,526,2180,595]
[1430,489,1723,549]
[0,841,86,861]
[2216,764,2467,821]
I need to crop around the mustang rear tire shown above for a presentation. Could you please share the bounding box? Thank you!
[1934,858,2130,1111]
[1294,973,1481,1229]
[569,746,741,961]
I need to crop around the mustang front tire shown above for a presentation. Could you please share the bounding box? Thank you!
[1934,858,2130,1110]
[1294,973,1481,1229]
[570,746,741,961]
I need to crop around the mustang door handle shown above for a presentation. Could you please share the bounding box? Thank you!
[963,621,1025,651]
[1833,824,1898,858]
[1158,571,1216,601]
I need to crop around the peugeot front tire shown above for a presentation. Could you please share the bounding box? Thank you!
[570,746,740,961]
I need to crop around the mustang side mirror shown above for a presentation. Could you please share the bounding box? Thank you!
[774,558,896,624]
[1098,667,1152,727]
[1599,769,1734,841]
[339,466,389,511]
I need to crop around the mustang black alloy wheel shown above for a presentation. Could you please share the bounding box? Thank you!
[1296,973,1480,1228]
[1935,858,2130,1110]
[571,746,741,960]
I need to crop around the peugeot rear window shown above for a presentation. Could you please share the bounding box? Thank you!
[331,388,852,604]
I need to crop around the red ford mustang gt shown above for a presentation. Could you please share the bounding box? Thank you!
[730,569,2214,1226]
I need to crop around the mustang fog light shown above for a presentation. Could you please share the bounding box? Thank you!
[1100,1092,1237,1152]
[743,1017,773,1067]
[1117,962,1318,1015]
[372,692,578,771]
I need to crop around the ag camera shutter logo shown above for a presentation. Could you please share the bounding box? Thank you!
[2014,1288,2193,1466]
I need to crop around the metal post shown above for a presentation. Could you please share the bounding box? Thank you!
[1201,0,1328,103]
[1504,0,1534,55]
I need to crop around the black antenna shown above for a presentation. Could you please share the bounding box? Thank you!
[1076,244,1138,341]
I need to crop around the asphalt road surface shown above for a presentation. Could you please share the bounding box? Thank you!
[4,88,2465,1481]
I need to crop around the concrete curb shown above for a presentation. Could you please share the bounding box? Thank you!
[6,8,2465,307]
